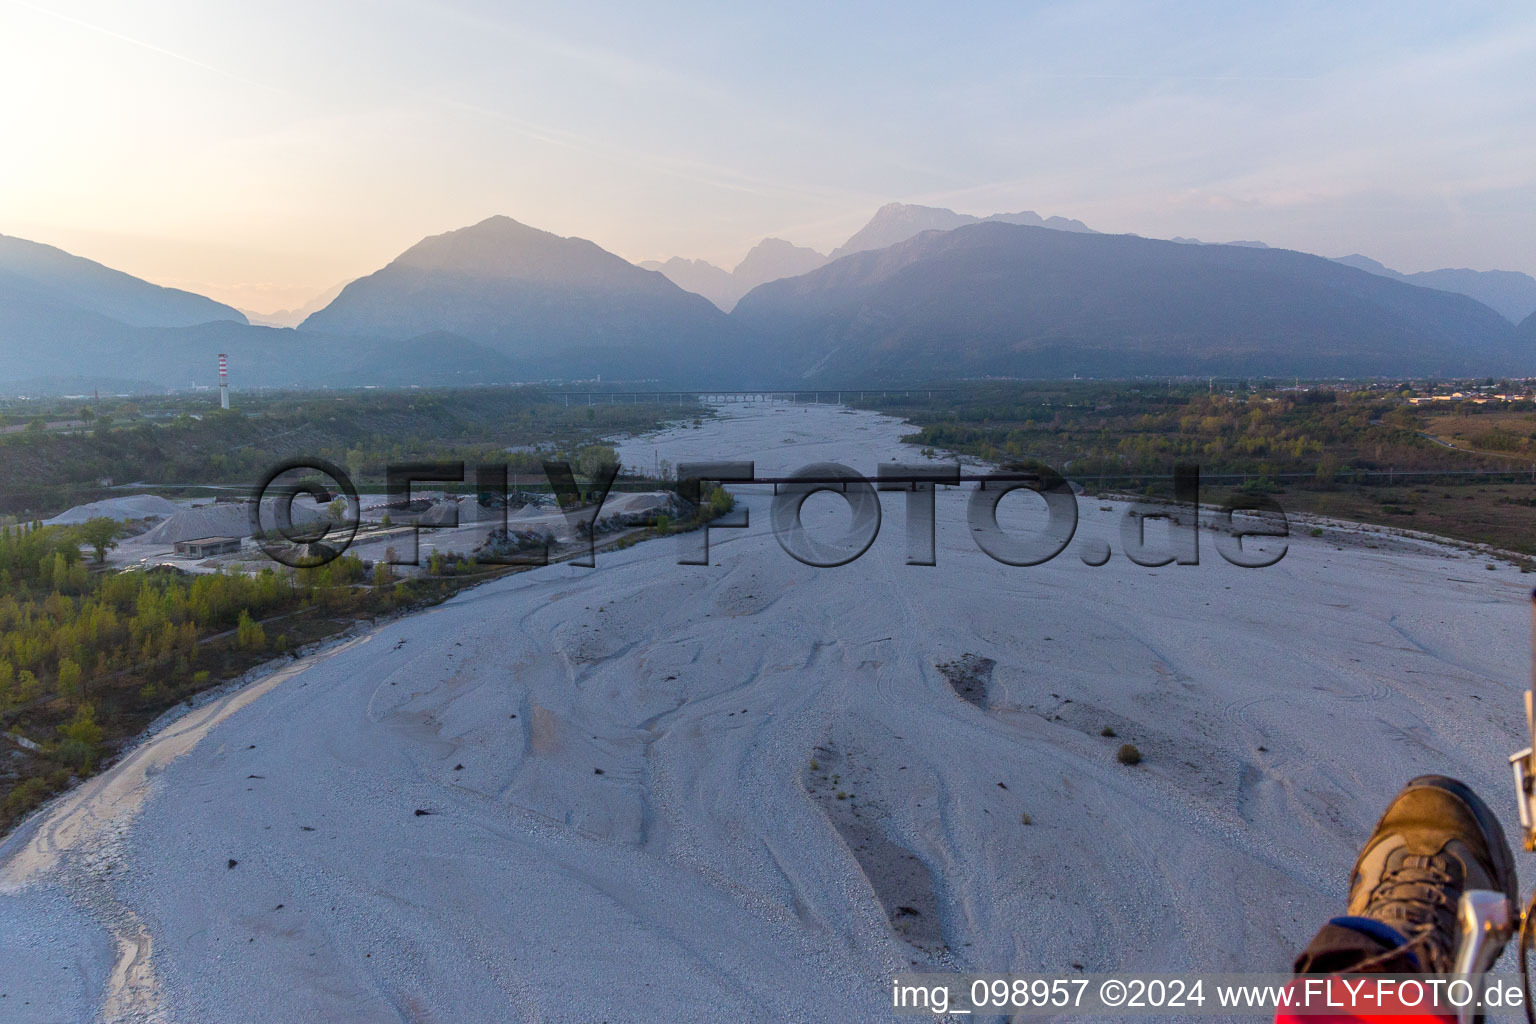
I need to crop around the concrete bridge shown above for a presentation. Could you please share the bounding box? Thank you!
[548,389,953,406]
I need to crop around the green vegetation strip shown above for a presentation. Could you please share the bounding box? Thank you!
[858,381,1536,558]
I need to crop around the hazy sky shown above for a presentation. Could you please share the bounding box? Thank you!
[2,0,1533,312]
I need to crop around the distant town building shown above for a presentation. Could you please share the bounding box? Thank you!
[1406,391,1528,405]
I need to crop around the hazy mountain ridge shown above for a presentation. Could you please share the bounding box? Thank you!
[0,294,518,392]
[3,212,1534,393]
[300,216,741,381]
[734,238,829,294]
[732,222,1523,381]
[240,281,349,328]
[0,231,518,390]
[0,273,146,379]
[642,237,828,311]
[1171,237,1271,249]
[1331,254,1536,324]
[830,202,1096,259]
[0,234,247,327]
[636,257,739,311]
[1519,310,1536,341]
[642,201,1095,309]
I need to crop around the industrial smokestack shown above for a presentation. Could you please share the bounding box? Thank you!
[218,353,230,410]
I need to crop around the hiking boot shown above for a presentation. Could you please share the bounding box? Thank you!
[1344,775,1518,972]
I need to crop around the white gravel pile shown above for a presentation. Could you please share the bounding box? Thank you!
[139,501,327,545]
[44,495,181,525]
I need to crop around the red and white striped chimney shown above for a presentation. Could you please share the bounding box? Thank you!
[218,353,230,409]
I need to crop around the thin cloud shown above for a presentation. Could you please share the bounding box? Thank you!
[4,0,296,97]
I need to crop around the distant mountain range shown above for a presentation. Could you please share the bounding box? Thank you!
[640,203,1096,309]
[641,238,827,311]
[1162,239,1536,324]
[1520,310,1536,342]
[1,207,1532,393]
[301,216,735,381]
[0,233,515,391]
[732,222,1523,380]
[635,258,738,312]
[240,281,348,328]
[0,233,246,328]
[830,202,1095,259]
[1170,237,1272,249]
[1330,254,1536,324]
[644,207,1536,328]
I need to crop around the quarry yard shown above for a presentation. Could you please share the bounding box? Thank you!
[2,401,1532,1023]
[40,488,683,578]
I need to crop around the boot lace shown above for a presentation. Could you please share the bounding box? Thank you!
[1352,854,1459,971]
